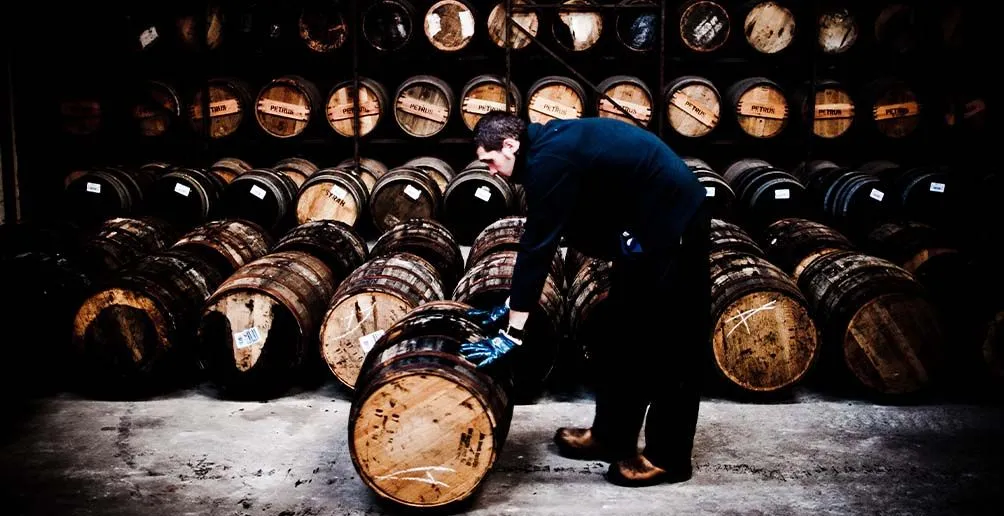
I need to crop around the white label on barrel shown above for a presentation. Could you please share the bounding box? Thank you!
[257,98,310,121]
[250,185,267,199]
[330,184,348,200]
[404,184,422,200]
[174,183,192,197]
[140,26,159,48]
[233,327,262,349]
[459,10,476,38]
[869,188,885,201]
[774,189,790,199]
[770,238,778,246]
[427,13,442,37]
[529,97,580,120]
[705,186,716,197]
[86,182,101,194]
[358,329,385,354]
[930,182,945,193]
[475,185,492,201]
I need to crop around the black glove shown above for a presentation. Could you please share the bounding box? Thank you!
[459,327,524,369]
[463,300,510,332]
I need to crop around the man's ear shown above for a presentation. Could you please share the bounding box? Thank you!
[502,137,521,157]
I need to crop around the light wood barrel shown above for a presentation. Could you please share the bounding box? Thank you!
[71,249,227,391]
[176,4,224,51]
[424,0,477,52]
[64,166,157,222]
[460,75,522,131]
[818,8,858,55]
[797,79,855,139]
[298,2,348,53]
[295,168,371,226]
[797,250,944,395]
[170,219,274,277]
[743,1,796,54]
[726,77,789,138]
[596,75,653,127]
[527,76,586,124]
[189,78,252,139]
[369,166,443,233]
[219,169,299,232]
[326,78,390,138]
[255,75,322,139]
[394,75,454,137]
[273,220,369,280]
[131,80,181,137]
[679,0,730,53]
[488,0,539,50]
[467,216,564,282]
[209,157,252,184]
[760,218,855,279]
[149,167,226,228]
[336,157,390,193]
[319,252,444,390]
[664,75,721,137]
[553,0,603,51]
[874,3,918,55]
[79,217,177,278]
[362,0,419,52]
[709,218,764,257]
[371,218,465,293]
[867,78,921,139]
[198,250,336,397]
[348,300,513,509]
[272,157,319,187]
[442,167,515,246]
[710,249,819,393]
[615,0,658,52]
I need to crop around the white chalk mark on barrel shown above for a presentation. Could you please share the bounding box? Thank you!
[330,303,376,341]
[726,299,777,336]
[375,466,457,487]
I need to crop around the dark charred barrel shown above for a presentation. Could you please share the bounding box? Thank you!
[814,168,891,237]
[170,219,273,278]
[615,0,658,52]
[348,300,513,510]
[679,0,730,53]
[467,216,564,283]
[362,0,419,52]
[326,77,390,138]
[459,74,522,131]
[868,164,961,227]
[553,0,603,51]
[209,157,252,185]
[817,7,858,55]
[686,159,736,220]
[797,250,945,395]
[198,250,336,398]
[596,75,654,127]
[726,77,789,138]
[368,166,443,233]
[319,252,445,390]
[664,76,721,137]
[371,218,465,293]
[741,0,796,54]
[188,77,253,139]
[723,158,805,229]
[709,218,764,256]
[527,76,586,124]
[130,80,182,137]
[488,0,539,50]
[760,218,855,280]
[70,248,228,394]
[254,75,322,139]
[710,248,820,393]
[794,79,855,139]
[295,167,371,227]
[219,168,299,233]
[79,216,177,278]
[394,75,454,138]
[423,0,477,52]
[453,249,564,401]
[442,166,515,245]
[298,1,349,53]
[64,166,157,223]
[150,167,226,228]
[273,220,369,280]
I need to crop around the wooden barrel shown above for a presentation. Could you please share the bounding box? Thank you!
[326,77,390,138]
[188,77,253,139]
[742,0,796,54]
[369,166,443,233]
[488,0,539,50]
[362,0,419,51]
[402,156,455,196]
[394,75,454,138]
[724,159,805,228]
[150,167,226,228]
[872,165,958,225]
[442,167,515,246]
[615,0,658,52]
[679,0,730,53]
[176,4,224,51]
[874,3,918,55]
[71,248,227,391]
[709,218,764,257]
[272,157,319,187]
[298,2,348,53]
[527,76,586,124]
[273,220,369,280]
[567,257,613,357]
[817,7,858,55]
[726,77,789,138]
[863,221,967,299]
[423,0,477,52]
[460,75,522,131]
[371,218,465,293]
[815,168,890,236]
[319,252,445,390]
[467,216,564,282]
[219,169,299,232]
[64,166,157,222]
[710,248,819,393]
[798,250,945,395]
[687,160,736,221]
[131,80,181,137]
[59,95,102,136]
[664,75,721,137]
[198,250,336,397]
[348,300,513,509]
[79,217,177,278]
[553,0,603,52]
[255,75,322,139]
[596,75,653,127]
[295,167,371,226]
[209,157,252,184]
[170,219,273,277]
[336,157,389,193]
[453,249,563,400]
[867,78,921,139]
[760,217,855,279]
[796,79,855,139]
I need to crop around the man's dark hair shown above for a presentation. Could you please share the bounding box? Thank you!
[473,111,526,151]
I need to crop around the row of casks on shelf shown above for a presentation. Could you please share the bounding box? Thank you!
[62,155,526,245]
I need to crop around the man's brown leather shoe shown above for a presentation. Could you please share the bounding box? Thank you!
[553,427,634,462]
[606,455,692,487]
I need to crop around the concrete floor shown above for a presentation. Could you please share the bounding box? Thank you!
[2,382,1001,516]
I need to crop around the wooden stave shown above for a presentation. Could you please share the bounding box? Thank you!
[295,167,371,226]
[325,77,390,138]
[209,157,252,184]
[552,0,603,52]
[709,218,765,257]
[866,78,921,139]
[423,0,478,52]
[817,7,858,55]
[298,2,349,53]
[272,157,320,188]
[526,75,587,124]
[458,74,522,131]
[488,0,539,50]
[219,168,299,233]
[188,77,253,139]
[370,218,465,293]
[725,77,789,138]
[595,75,654,127]
[795,79,855,139]
[792,159,840,185]
[150,167,226,228]
[170,219,274,278]
[273,219,370,281]
[467,215,564,282]
[402,156,456,194]
[679,0,731,53]
[663,75,722,137]
[254,75,323,139]
[336,252,445,304]
[820,171,890,236]
[614,0,658,52]
[741,171,806,227]
[566,258,613,346]
[369,166,443,233]
[131,80,182,137]
[79,216,178,278]
[63,166,156,222]
[336,157,390,192]
[742,0,797,54]
[760,218,855,275]
[362,0,419,52]
[442,168,516,246]
[393,74,455,138]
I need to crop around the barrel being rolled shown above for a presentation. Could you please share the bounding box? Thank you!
[664,76,721,138]
[488,0,538,50]
[442,165,515,246]
[319,252,445,390]
[460,75,521,131]
[170,219,273,277]
[255,75,322,139]
[273,220,369,280]
[295,167,371,226]
[394,75,454,138]
[726,77,789,138]
[349,300,513,509]
[467,216,564,283]
[188,77,252,139]
[369,165,443,233]
[363,0,419,51]
[596,75,653,127]
[527,76,586,124]
[679,0,730,53]
[553,0,603,51]
[219,168,299,233]
[326,78,389,138]
[198,250,336,397]
[424,0,477,52]
[760,217,855,280]
[371,218,465,293]
[131,80,181,137]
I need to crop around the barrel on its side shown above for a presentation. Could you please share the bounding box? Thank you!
[219,168,299,233]
[742,1,796,54]
[709,218,764,257]
[664,76,721,138]
[596,75,654,127]
[362,0,419,51]
[423,0,477,52]
[615,0,658,52]
[394,75,454,138]
[722,158,805,228]
[369,166,443,233]
[795,79,855,139]
[210,157,252,184]
[298,2,348,53]
[726,77,789,138]
[553,0,603,51]
[295,167,371,226]
[487,0,538,50]
[817,7,858,55]
[64,166,158,223]
[188,77,253,139]
[255,75,322,139]
[150,167,227,228]
[866,78,922,139]
[442,166,515,246]
[131,80,181,137]
[760,217,855,280]
[79,216,177,278]
[170,219,274,278]
[678,0,730,53]
[527,76,586,124]
[687,160,735,220]
[326,78,389,138]
[273,219,369,280]
[371,218,465,293]
[459,75,522,131]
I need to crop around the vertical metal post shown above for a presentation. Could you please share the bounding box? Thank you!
[505,0,513,114]
[351,0,361,168]
[657,0,666,139]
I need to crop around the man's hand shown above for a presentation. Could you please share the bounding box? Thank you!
[459,329,523,368]
[463,302,510,332]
